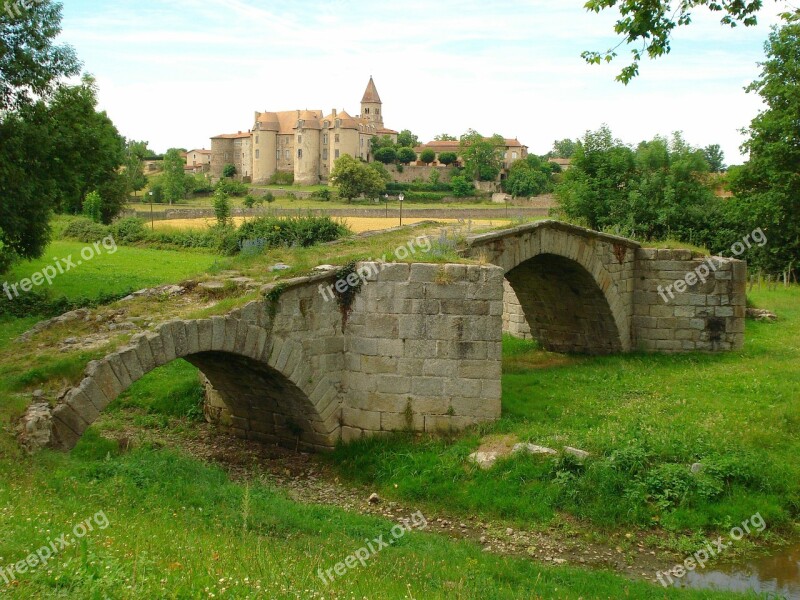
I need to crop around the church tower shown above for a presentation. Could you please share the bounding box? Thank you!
[360,76,383,127]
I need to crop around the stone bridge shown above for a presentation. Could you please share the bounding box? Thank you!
[41,221,746,453]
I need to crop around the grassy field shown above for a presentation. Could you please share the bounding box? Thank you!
[0,222,796,597]
[330,287,800,549]
[2,241,222,301]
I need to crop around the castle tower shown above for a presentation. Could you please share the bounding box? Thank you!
[360,76,383,127]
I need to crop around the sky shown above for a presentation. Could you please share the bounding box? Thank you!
[58,0,789,164]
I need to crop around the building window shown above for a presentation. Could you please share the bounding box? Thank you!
[335,134,340,143]
[298,149,303,159]
[323,134,328,145]
[255,149,260,159]
[285,150,289,160]
[364,108,370,114]
[376,109,380,115]
[255,135,259,144]
[224,152,229,160]
[298,135,302,143]
[360,138,364,147]
[323,149,328,160]
[276,150,280,160]
[335,149,340,159]
[512,151,518,159]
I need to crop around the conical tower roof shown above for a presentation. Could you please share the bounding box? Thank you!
[361,76,382,104]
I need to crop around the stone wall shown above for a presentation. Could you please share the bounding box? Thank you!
[502,280,532,339]
[632,249,746,351]
[387,164,456,184]
[341,262,504,442]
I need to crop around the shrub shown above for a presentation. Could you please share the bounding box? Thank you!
[310,188,332,201]
[450,175,474,197]
[110,218,147,243]
[386,182,452,193]
[222,164,236,178]
[236,216,349,249]
[189,174,214,194]
[62,218,110,242]
[268,171,295,185]
[213,189,231,226]
[215,178,248,197]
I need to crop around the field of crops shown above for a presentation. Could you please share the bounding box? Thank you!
[152,216,511,234]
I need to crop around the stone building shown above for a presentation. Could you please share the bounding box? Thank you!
[414,138,528,172]
[210,77,399,185]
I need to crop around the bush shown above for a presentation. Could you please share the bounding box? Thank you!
[236,216,349,250]
[268,171,295,186]
[310,188,332,201]
[222,164,236,178]
[62,218,110,242]
[450,175,474,198]
[110,218,147,243]
[189,174,214,194]
[215,178,248,197]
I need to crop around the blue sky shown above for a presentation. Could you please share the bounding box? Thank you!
[58,0,788,162]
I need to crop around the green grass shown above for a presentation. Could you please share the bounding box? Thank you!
[0,438,740,598]
[331,287,800,540]
[4,241,222,301]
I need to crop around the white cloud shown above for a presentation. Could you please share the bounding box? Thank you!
[60,0,781,163]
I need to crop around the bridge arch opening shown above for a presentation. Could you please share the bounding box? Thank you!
[49,317,340,452]
[188,351,328,448]
[503,253,623,354]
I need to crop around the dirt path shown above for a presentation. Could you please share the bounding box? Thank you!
[107,419,676,587]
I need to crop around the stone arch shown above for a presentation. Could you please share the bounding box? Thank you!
[505,254,623,353]
[49,313,341,451]
[465,222,635,353]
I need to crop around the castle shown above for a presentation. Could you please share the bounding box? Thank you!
[210,77,399,185]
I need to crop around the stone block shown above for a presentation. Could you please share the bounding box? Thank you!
[66,388,100,424]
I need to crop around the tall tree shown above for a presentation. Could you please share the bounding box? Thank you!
[582,0,791,83]
[397,129,420,149]
[47,75,126,217]
[162,149,188,205]
[459,130,504,181]
[331,155,386,202]
[551,138,577,159]
[0,0,80,111]
[124,140,150,196]
[434,133,457,141]
[702,144,726,173]
[0,1,81,272]
[728,19,800,272]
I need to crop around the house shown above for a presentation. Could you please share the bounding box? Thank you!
[414,138,528,175]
